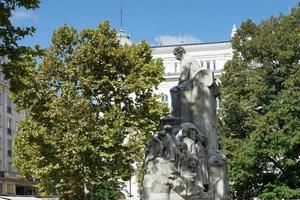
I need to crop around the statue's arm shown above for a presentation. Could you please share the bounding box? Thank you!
[179,62,190,83]
[145,153,156,164]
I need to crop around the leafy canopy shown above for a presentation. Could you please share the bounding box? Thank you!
[0,0,40,80]
[219,5,300,200]
[13,21,168,199]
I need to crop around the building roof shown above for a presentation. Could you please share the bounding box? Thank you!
[151,41,232,56]
[151,40,231,48]
[117,28,133,45]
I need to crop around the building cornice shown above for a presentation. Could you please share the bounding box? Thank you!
[151,41,232,55]
[151,40,231,48]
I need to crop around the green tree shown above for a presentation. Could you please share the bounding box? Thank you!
[219,6,300,200]
[86,180,124,200]
[0,0,40,80]
[12,21,168,199]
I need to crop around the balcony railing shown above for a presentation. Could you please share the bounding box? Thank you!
[164,72,181,77]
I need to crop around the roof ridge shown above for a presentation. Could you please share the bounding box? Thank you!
[151,40,231,48]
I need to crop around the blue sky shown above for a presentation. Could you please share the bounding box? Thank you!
[12,0,299,47]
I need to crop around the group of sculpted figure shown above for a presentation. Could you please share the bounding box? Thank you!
[142,46,228,200]
[144,123,209,197]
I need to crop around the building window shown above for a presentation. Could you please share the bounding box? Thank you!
[7,97,12,114]
[200,61,204,68]
[8,162,12,171]
[8,118,12,128]
[206,61,210,69]
[161,94,168,104]
[174,63,181,73]
[0,115,2,127]
[7,140,12,157]
[7,118,12,135]
[7,128,12,135]
[7,183,14,194]
[0,183,3,194]
[7,150,12,158]
[213,60,216,70]
[0,92,2,105]
[0,137,2,149]
[0,160,2,170]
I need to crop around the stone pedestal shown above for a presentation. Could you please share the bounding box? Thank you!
[144,193,170,200]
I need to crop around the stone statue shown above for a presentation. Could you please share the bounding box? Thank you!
[195,132,209,191]
[208,150,228,200]
[143,130,174,200]
[163,125,180,166]
[144,131,164,165]
[180,125,204,193]
[142,47,228,200]
[170,47,203,118]
[178,143,200,196]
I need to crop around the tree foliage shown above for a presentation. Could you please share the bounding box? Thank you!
[0,0,40,81]
[219,6,300,200]
[12,21,168,199]
[86,179,124,200]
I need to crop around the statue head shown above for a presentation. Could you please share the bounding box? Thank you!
[188,157,198,170]
[157,130,166,139]
[182,128,189,138]
[163,124,173,134]
[173,46,186,61]
[189,129,197,142]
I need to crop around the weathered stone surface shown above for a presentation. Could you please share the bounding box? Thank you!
[181,69,220,150]
[208,151,228,200]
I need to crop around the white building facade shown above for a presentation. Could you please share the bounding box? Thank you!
[0,56,35,195]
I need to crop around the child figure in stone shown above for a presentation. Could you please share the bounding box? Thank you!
[195,132,209,191]
[178,127,204,194]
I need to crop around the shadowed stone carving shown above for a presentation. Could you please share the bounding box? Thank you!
[181,69,220,151]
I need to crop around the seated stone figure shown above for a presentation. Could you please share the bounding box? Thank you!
[170,46,203,118]
[170,46,220,150]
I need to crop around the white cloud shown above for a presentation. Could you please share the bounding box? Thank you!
[155,35,201,45]
[12,10,38,21]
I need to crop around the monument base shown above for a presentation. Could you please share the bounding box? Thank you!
[169,190,212,200]
[142,191,228,200]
